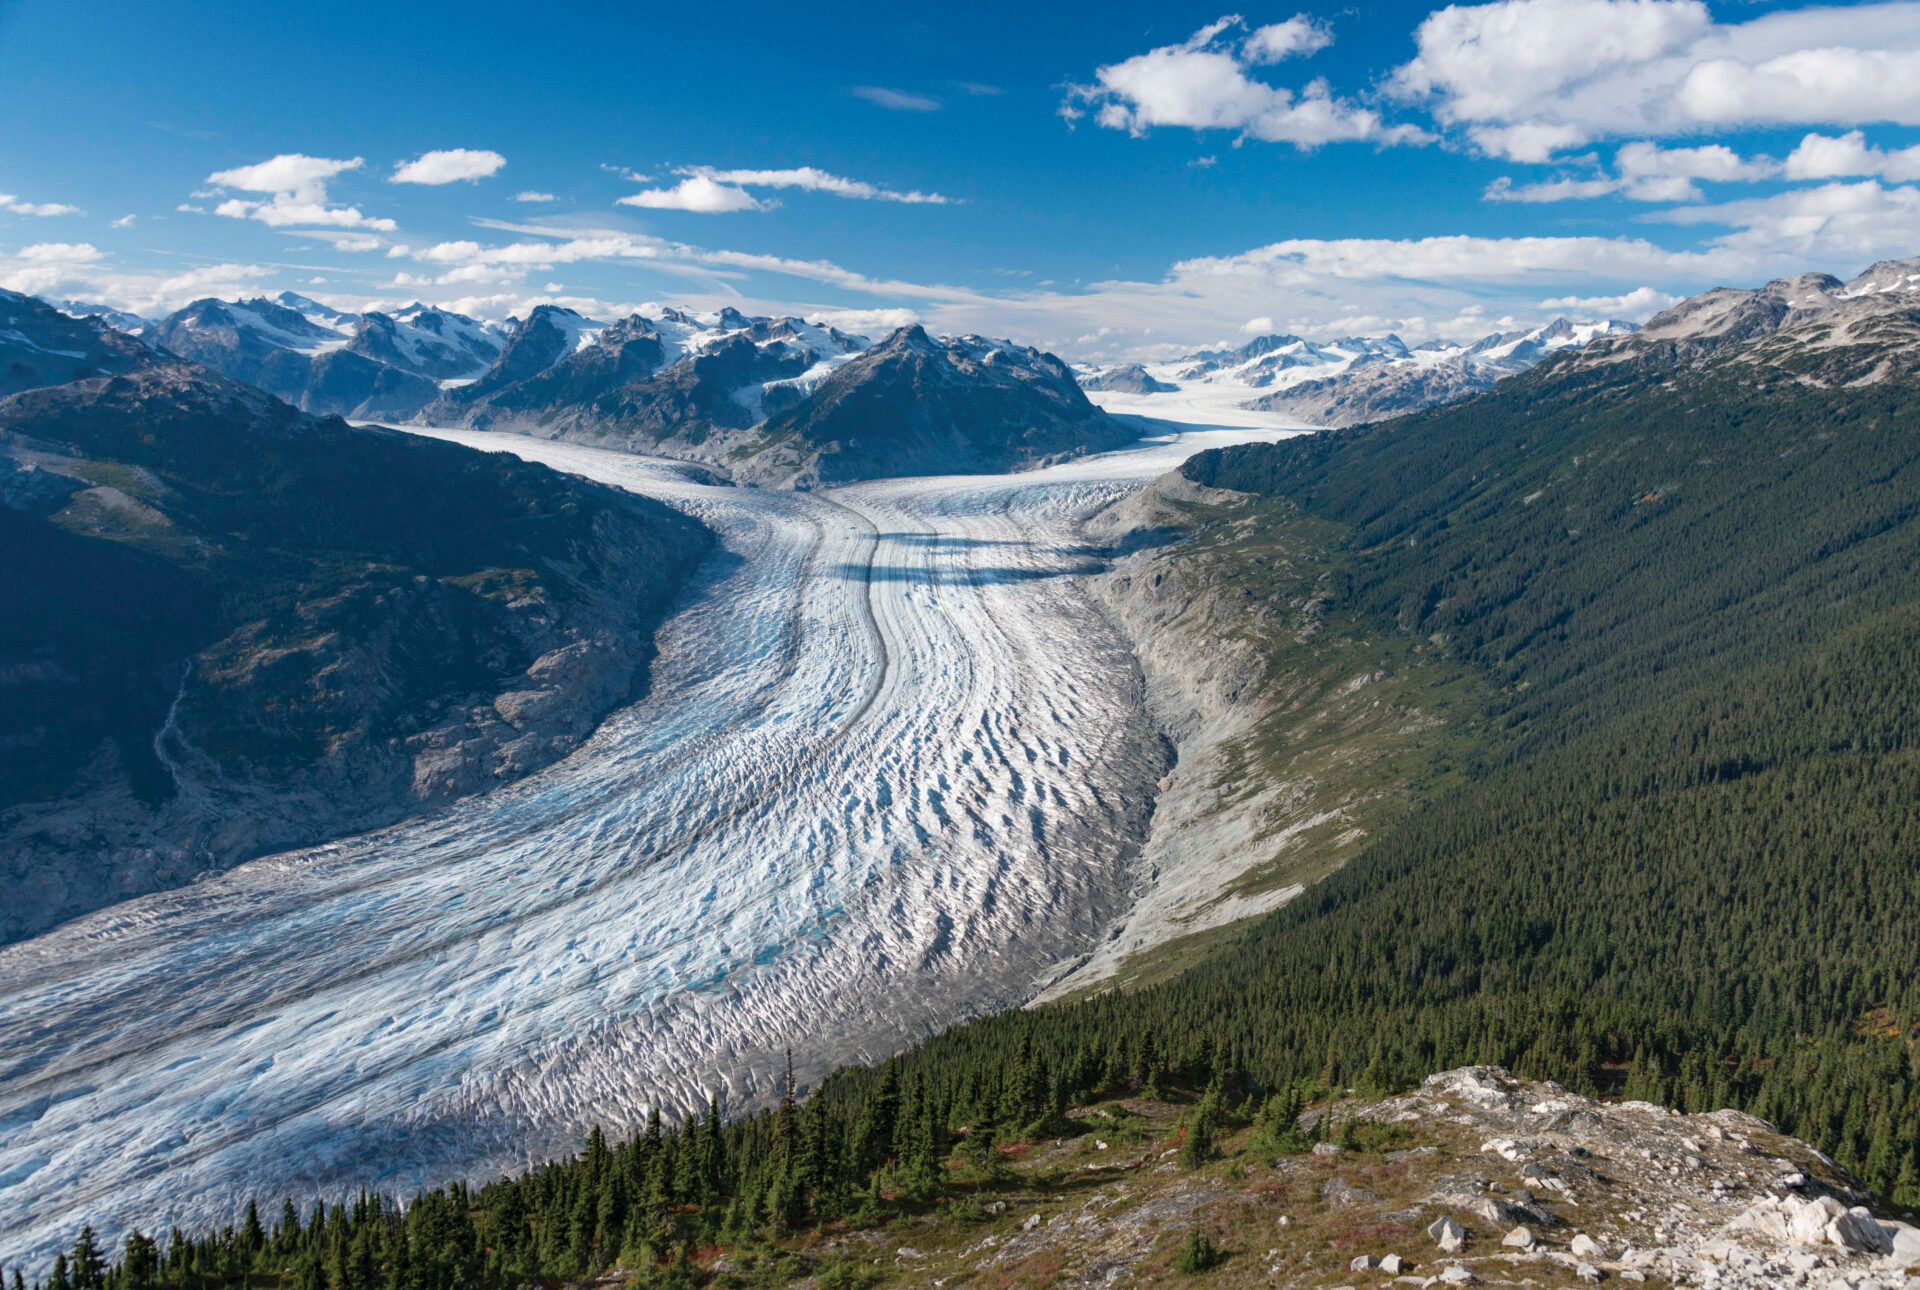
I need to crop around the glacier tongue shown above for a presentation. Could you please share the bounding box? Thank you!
[0,424,1294,1268]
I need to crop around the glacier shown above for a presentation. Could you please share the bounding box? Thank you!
[0,423,1295,1267]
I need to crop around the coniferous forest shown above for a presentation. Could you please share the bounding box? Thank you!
[15,347,1920,1290]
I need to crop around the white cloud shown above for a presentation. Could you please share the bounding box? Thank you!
[1616,141,1776,183]
[1488,140,1782,202]
[1392,0,1920,158]
[0,245,271,315]
[1065,15,1427,149]
[684,166,954,205]
[1784,130,1920,183]
[1485,174,1624,203]
[1537,285,1683,317]
[1649,179,1920,262]
[1240,315,1275,333]
[513,191,557,203]
[295,232,386,252]
[1676,48,1920,125]
[390,148,507,185]
[616,175,767,213]
[0,193,81,217]
[18,242,101,263]
[853,86,941,111]
[1243,15,1333,63]
[109,214,136,229]
[805,307,920,336]
[203,154,397,231]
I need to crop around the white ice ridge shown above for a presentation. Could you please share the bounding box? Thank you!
[0,423,1296,1267]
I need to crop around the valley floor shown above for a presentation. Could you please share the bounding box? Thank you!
[0,423,1296,1267]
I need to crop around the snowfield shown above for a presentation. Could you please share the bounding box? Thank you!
[0,424,1294,1266]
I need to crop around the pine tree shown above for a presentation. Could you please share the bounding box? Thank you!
[69,1229,104,1290]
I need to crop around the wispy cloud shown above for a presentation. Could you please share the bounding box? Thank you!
[513,191,557,203]
[615,166,955,213]
[853,86,942,112]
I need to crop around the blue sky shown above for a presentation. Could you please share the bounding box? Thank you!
[3,0,1918,358]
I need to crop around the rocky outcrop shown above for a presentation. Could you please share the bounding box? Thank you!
[1334,1066,1920,1288]
[830,1065,1916,1290]
[0,292,711,942]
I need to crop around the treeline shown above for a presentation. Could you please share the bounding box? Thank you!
[20,350,1920,1289]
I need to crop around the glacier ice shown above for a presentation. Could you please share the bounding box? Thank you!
[0,424,1292,1266]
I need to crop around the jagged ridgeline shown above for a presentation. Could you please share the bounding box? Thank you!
[0,291,712,942]
[25,273,1920,1288]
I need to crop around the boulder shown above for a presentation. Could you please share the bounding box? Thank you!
[1570,1234,1605,1259]
[1429,1216,1465,1252]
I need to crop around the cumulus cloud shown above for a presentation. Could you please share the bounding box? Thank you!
[390,149,507,185]
[0,193,81,217]
[1243,16,1333,63]
[109,214,136,229]
[1785,131,1920,183]
[18,242,101,263]
[203,154,397,230]
[853,87,941,111]
[616,175,767,213]
[1488,139,1782,202]
[513,191,557,203]
[1392,0,1920,159]
[1537,285,1683,317]
[1240,315,1276,333]
[1649,179,1920,261]
[1063,14,1426,149]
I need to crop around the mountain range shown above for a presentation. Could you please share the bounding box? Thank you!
[1082,315,1638,426]
[0,289,711,942]
[74,296,1129,485]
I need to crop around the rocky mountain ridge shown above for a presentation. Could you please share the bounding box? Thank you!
[1,289,711,942]
[1567,256,1920,385]
[751,325,1133,485]
[139,291,507,420]
[1082,317,1636,427]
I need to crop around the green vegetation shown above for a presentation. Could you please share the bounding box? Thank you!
[1171,1230,1223,1275]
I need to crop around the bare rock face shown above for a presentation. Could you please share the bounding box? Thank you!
[1345,1066,1920,1289]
